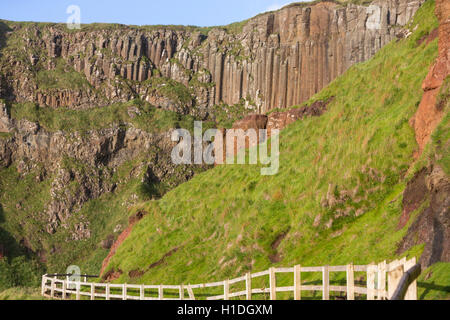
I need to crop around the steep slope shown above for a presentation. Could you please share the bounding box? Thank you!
[0,99,207,289]
[0,0,428,292]
[102,0,449,299]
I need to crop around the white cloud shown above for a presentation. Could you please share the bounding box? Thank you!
[265,1,292,12]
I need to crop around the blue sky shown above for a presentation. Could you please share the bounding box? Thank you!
[0,0,302,27]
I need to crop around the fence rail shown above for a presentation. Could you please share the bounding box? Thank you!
[41,257,419,301]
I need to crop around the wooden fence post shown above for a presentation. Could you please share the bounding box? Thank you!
[322,266,329,300]
[377,261,387,300]
[62,280,67,300]
[246,273,252,300]
[187,285,195,300]
[346,264,355,300]
[91,283,95,300]
[390,263,421,300]
[106,283,110,300]
[140,285,145,300]
[179,284,184,300]
[41,275,46,296]
[123,284,127,300]
[367,264,376,300]
[269,268,276,300]
[224,279,230,300]
[159,285,163,300]
[50,277,56,298]
[294,265,301,300]
[404,257,417,300]
[388,262,404,299]
[76,281,81,300]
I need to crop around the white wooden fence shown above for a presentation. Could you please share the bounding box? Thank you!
[41,257,418,300]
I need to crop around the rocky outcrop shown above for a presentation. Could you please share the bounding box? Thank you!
[0,0,423,115]
[0,116,202,238]
[398,165,450,268]
[214,97,333,164]
[403,2,449,262]
[0,101,13,133]
[266,98,332,135]
[411,0,449,155]
[232,114,268,132]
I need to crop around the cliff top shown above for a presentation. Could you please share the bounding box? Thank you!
[0,0,378,35]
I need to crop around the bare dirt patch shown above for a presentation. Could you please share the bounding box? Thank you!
[103,269,123,282]
[100,210,148,276]
[269,229,290,263]
[417,28,439,46]
[148,247,181,270]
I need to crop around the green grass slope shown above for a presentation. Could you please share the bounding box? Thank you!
[0,99,204,291]
[0,287,46,300]
[103,1,450,300]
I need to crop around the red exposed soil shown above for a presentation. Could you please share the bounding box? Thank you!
[411,0,450,157]
[100,210,148,278]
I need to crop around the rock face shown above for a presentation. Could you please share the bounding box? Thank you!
[411,0,449,155]
[400,0,450,267]
[0,101,13,133]
[215,97,332,163]
[0,0,423,115]
[0,117,202,239]
[398,165,450,268]
[266,98,332,135]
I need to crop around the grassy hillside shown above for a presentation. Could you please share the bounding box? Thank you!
[0,99,205,291]
[103,0,449,299]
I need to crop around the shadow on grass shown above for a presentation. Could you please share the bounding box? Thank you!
[0,21,12,54]
[418,281,450,300]
[0,202,37,260]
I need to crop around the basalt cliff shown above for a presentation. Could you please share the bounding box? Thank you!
[1,0,423,116]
